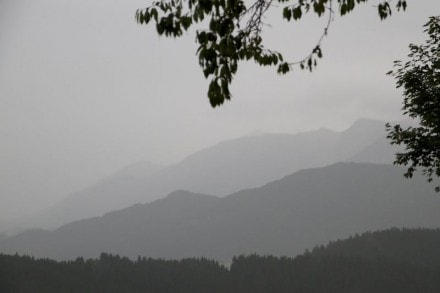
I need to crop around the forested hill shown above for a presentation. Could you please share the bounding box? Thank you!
[311,228,440,267]
[1,228,440,293]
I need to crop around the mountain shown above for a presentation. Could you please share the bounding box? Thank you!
[349,119,416,164]
[333,119,393,160]
[2,163,439,261]
[9,119,393,232]
[2,161,164,233]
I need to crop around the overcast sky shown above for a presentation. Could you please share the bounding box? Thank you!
[0,0,438,222]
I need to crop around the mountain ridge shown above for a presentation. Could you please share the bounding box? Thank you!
[5,119,396,233]
[2,162,438,261]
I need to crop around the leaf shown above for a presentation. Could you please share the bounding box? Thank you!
[277,62,290,74]
[283,7,292,21]
[293,7,302,20]
[208,79,223,107]
[340,3,347,16]
[181,16,192,30]
[151,8,158,22]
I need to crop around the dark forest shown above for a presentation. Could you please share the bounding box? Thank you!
[2,228,440,293]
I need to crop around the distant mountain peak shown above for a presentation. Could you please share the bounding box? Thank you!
[159,191,219,209]
[164,190,216,200]
[346,118,386,131]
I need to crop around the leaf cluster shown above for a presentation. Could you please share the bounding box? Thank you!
[386,16,440,191]
[137,0,406,106]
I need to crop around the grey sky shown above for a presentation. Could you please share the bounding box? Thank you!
[0,0,438,221]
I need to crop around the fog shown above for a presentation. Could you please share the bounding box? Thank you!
[0,0,438,222]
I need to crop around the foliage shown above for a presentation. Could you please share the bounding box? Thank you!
[386,16,440,192]
[136,0,407,107]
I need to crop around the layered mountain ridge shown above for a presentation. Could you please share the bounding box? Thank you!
[8,119,397,232]
[1,162,438,261]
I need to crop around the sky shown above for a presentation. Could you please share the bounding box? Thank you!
[0,0,438,222]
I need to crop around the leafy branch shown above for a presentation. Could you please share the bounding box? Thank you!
[386,16,440,192]
[136,0,407,107]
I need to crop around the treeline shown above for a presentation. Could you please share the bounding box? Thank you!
[1,228,440,293]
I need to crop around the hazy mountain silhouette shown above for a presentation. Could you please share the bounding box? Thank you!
[2,163,439,260]
[333,119,392,160]
[350,136,398,164]
[7,119,393,232]
[2,161,164,233]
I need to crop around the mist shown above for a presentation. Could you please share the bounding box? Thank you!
[1,0,435,224]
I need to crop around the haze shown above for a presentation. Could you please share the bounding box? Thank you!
[0,0,437,223]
